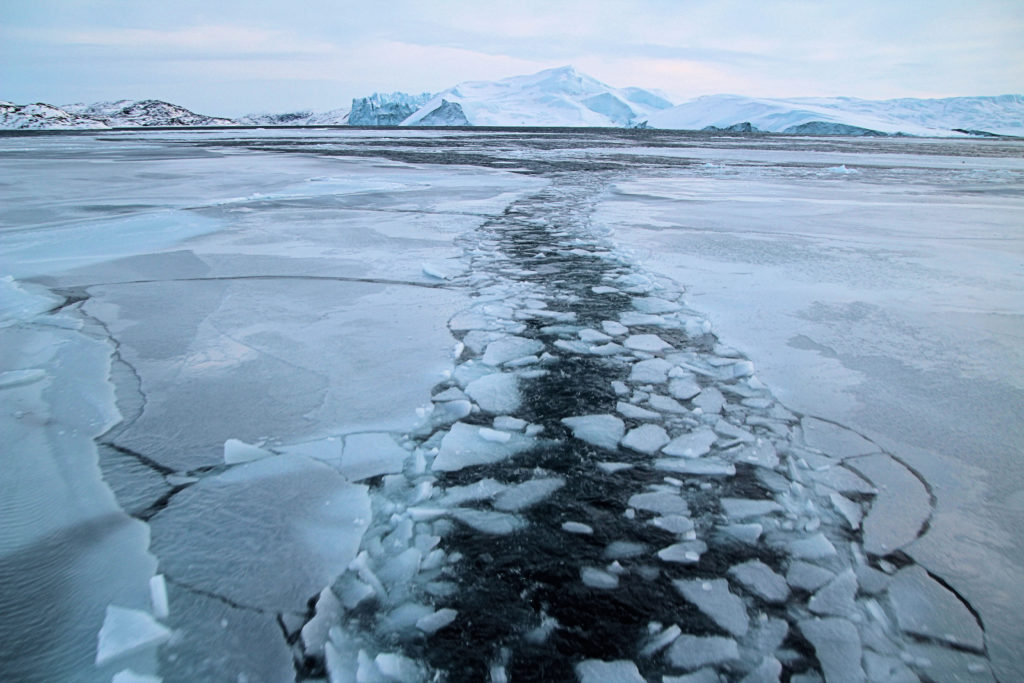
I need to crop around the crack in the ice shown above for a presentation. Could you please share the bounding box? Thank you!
[796,410,940,547]
[163,574,301,618]
[79,274,456,290]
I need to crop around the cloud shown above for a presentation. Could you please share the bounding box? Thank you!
[35,25,339,57]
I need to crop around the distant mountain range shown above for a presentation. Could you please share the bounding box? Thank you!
[3,66,1022,136]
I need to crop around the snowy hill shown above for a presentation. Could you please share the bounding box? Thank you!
[62,99,235,127]
[646,94,1024,137]
[0,102,109,129]
[402,66,673,127]
[0,99,234,129]
[237,108,351,126]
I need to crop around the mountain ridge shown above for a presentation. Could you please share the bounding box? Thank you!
[3,67,1022,136]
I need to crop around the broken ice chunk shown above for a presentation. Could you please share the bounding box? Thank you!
[493,415,527,431]
[658,541,707,564]
[617,400,662,421]
[562,414,625,450]
[629,358,673,383]
[798,618,864,683]
[629,491,689,516]
[888,565,984,651]
[493,478,565,511]
[650,515,695,536]
[828,492,863,530]
[648,394,687,414]
[339,432,408,481]
[437,477,507,506]
[663,669,720,683]
[721,498,783,520]
[451,509,525,535]
[579,328,612,343]
[787,533,838,560]
[301,587,343,657]
[665,635,739,671]
[662,428,717,458]
[673,578,749,637]
[633,296,681,314]
[482,336,545,366]
[713,419,754,443]
[149,455,370,613]
[667,376,701,401]
[602,320,629,336]
[149,575,169,619]
[846,453,929,556]
[431,422,532,472]
[808,569,859,617]
[374,652,421,681]
[416,608,458,634]
[719,524,763,545]
[641,624,682,656]
[223,438,273,465]
[624,334,672,352]
[575,659,645,683]
[741,657,782,683]
[581,567,620,589]
[562,521,594,535]
[622,424,670,454]
[478,427,512,443]
[422,262,461,280]
[727,560,789,604]
[465,372,520,414]
[655,458,736,476]
[734,440,779,469]
[95,605,171,666]
[692,387,725,414]
[620,312,667,326]
[787,562,835,592]
[111,671,162,683]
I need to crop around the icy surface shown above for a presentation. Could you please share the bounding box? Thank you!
[673,578,749,636]
[665,634,739,670]
[431,421,534,472]
[338,432,409,482]
[562,414,625,450]
[575,659,645,682]
[888,566,985,651]
[798,618,864,683]
[621,424,671,454]
[3,128,1019,681]
[95,606,170,666]
[465,372,521,414]
[149,455,370,611]
[727,560,789,604]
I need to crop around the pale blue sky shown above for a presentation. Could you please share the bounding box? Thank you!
[2,0,1022,116]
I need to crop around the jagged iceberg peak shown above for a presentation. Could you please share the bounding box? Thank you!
[348,92,434,126]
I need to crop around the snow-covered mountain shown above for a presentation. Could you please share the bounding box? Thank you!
[62,99,235,127]
[236,108,351,126]
[0,99,234,129]
[646,94,1024,137]
[0,102,109,129]
[402,66,673,127]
